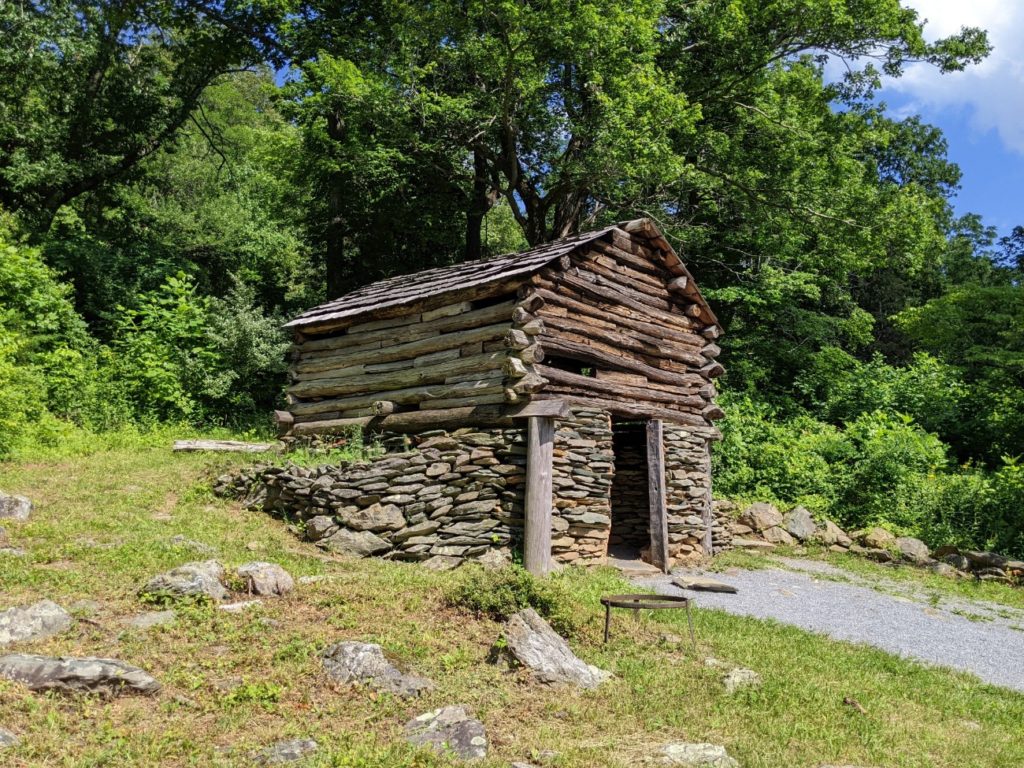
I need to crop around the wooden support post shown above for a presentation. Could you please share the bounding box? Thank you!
[646,419,670,573]
[524,415,555,576]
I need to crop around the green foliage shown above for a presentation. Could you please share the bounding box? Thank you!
[443,564,579,637]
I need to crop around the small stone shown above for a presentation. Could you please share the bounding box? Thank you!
[856,527,896,550]
[236,562,294,596]
[322,641,434,697]
[928,562,960,578]
[739,502,783,532]
[139,560,227,603]
[125,611,176,629]
[219,600,263,613]
[659,743,739,767]
[784,506,817,541]
[815,520,852,548]
[0,491,31,521]
[0,600,72,646]
[722,667,761,693]
[0,727,18,748]
[0,654,161,696]
[404,705,487,760]
[252,738,318,765]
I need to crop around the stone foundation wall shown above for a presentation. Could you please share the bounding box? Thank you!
[608,424,649,551]
[216,408,728,568]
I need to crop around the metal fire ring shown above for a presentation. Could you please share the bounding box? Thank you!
[600,593,696,648]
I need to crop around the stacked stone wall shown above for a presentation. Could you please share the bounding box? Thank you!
[608,424,649,552]
[664,425,730,561]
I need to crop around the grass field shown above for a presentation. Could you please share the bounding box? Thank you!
[2,436,1024,767]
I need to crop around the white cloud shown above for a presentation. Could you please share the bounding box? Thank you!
[883,1,1024,154]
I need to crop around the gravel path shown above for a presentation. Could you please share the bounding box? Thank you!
[633,558,1024,693]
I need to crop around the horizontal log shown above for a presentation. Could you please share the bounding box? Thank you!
[539,337,698,387]
[589,239,665,278]
[568,257,675,312]
[297,300,515,354]
[702,343,721,360]
[556,394,709,428]
[700,361,725,379]
[289,351,508,399]
[667,276,689,293]
[520,344,544,364]
[173,440,279,453]
[503,357,529,378]
[417,389,507,409]
[512,371,549,394]
[536,365,707,408]
[506,399,571,418]
[701,325,721,340]
[295,321,509,376]
[504,329,531,350]
[702,403,726,421]
[539,314,706,368]
[372,400,396,415]
[290,373,506,417]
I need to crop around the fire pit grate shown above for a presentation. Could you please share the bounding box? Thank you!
[599,593,696,648]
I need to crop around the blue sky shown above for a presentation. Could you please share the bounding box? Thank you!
[877,0,1024,237]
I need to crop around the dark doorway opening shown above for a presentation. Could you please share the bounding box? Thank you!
[608,419,650,561]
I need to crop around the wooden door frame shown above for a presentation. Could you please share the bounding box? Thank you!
[646,419,670,573]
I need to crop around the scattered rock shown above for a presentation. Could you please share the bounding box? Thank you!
[0,546,27,557]
[658,743,739,767]
[252,739,318,766]
[0,654,160,696]
[849,545,893,563]
[501,608,610,689]
[167,535,216,554]
[0,726,18,748]
[304,516,338,542]
[421,555,462,571]
[0,491,32,521]
[404,705,487,761]
[739,502,783,532]
[0,600,72,646]
[125,611,176,629]
[236,562,294,597]
[219,600,263,613]
[70,599,101,616]
[321,641,434,697]
[784,506,817,541]
[855,528,896,550]
[928,562,960,579]
[319,528,391,558]
[932,545,960,558]
[475,548,512,569]
[673,576,737,594]
[942,553,971,571]
[964,551,1008,570]
[722,667,761,693]
[140,560,227,602]
[730,538,775,550]
[895,537,930,563]
[761,526,796,546]
[976,567,1010,583]
[815,520,852,548]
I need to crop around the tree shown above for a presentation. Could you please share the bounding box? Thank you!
[0,0,281,233]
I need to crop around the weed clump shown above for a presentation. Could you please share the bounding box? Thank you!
[443,564,579,636]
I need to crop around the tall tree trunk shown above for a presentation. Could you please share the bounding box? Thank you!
[464,149,489,262]
[325,171,347,299]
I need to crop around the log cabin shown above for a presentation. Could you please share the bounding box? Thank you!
[278,218,725,573]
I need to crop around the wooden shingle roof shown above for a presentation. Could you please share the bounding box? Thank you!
[286,220,718,333]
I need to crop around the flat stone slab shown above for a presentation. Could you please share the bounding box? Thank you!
[219,600,263,613]
[321,641,433,697]
[0,727,18,748]
[0,654,160,696]
[730,538,775,550]
[252,738,318,765]
[672,576,737,594]
[503,608,610,689]
[659,743,740,766]
[0,600,72,646]
[0,491,32,521]
[404,705,487,760]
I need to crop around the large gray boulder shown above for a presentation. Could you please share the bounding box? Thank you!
[855,528,896,550]
[895,537,930,564]
[320,529,391,557]
[784,506,817,541]
[252,738,318,765]
[321,641,433,697]
[502,608,610,689]
[0,654,161,696]
[739,503,783,532]
[337,503,405,532]
[659,743,739,767]
[404,705,487,760]
[0,600,72,646]
[140,560,227,602]
[236,562,294,597]
[815,520,852,548]
[762,526,795,546]
[0,492,31,521]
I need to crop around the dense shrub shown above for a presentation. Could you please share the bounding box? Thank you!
[443,564,579,637]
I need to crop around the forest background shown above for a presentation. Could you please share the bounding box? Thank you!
[2,0,1021,556]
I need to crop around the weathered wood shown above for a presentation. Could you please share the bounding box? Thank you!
[596,370,648,386]
[274,410,294,437]
[701,343,721,360]
[646,420,670,573]
[536,366,707,408]
[371,400,396,415]
[417,389,507,410]
[512,371,549,395]
[297,300,516,354]
[290,373,506,417]
[503,357,529,378]
[701,324,721,340]
[702,403,726,421]
[292,405,521,435]
[519,318,545,336]
[557,394,709,427]
[538,314,706,368]
[504,329,531,350]
[569,257,676,312]
[173,440,279,454]
[684,304,703,319]
[519,344,544,364]
[700,361,725,380]
[667,276,689,293]
[289,351,507,399]
[539,337,701,388]
[524,415,555,576]
[506,399,571,418]
[295,321,509,375]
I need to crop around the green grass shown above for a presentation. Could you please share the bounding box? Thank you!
[1,440,1023,766]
